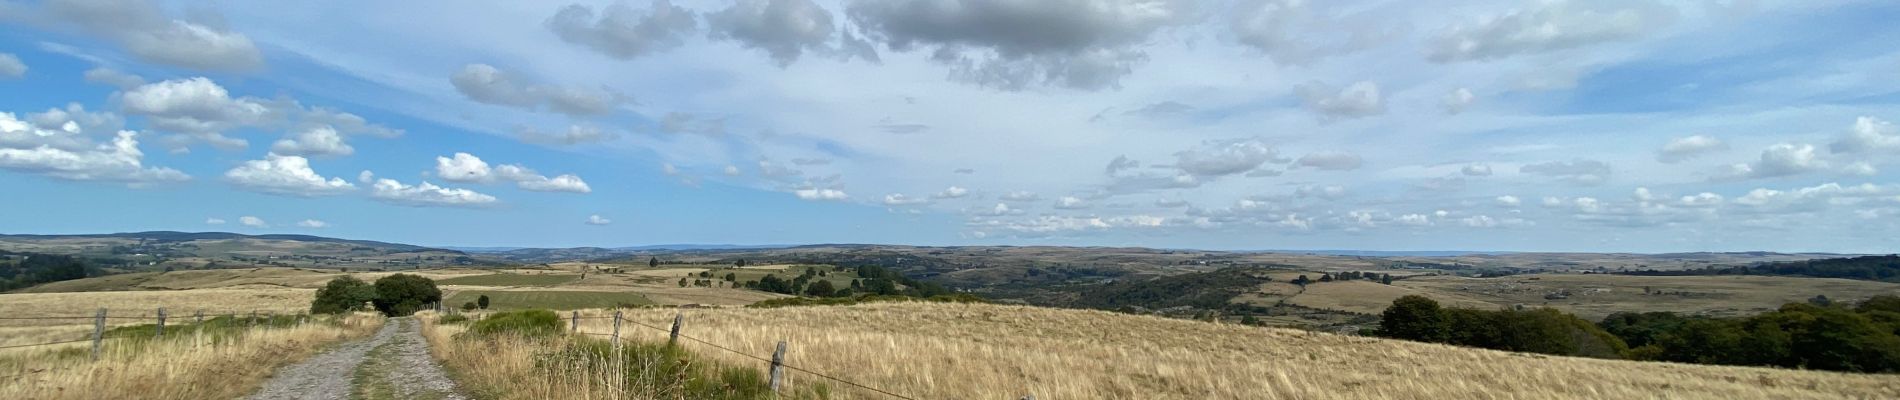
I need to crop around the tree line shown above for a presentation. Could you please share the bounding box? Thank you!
[1619,255,1900,282]
[0,251,100,291]
[1377,294,1900,372]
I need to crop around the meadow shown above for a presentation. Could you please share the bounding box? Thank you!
[443,290,653,310]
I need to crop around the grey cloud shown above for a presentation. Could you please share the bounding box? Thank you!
[1295,151,1363,171]
[546,0,698,60]
[43,0,263,71]
[1428,0,1677,63]
[517,125,618,145]
[1297,81,1383,120]
[1174,138,1279,176]
[1716,143,1825,181]
[83,67,144,88]
[1122,101,1193,118]
[450,64,626,116]
[1831,116,1899,154]
[1105,155,1139,175]
[0,53,24,78]
[709,0,877,66]
[660,112,727,136]
[845,0,1196,91]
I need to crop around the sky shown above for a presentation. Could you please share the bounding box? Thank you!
[0,0,1898,253]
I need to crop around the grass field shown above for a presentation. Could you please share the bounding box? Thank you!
[555,302,1897,400]
[1396,273,1900,319]
[437,273,579,287]
[443,290,652,310]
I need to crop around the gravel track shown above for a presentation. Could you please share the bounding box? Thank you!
[245,317,464,400]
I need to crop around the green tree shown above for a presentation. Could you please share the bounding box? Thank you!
[806,280,837,297]
[1380,274,1393,285]
[371,274,441,316]
[310,276,375,314]
[678,278,688,287]
[1379,295,1447,342]
[735,259,747,267]
[724,272,737,282]
[477,294,490,310]
[649,257,659,268]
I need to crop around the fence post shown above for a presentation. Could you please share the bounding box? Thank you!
[156,308,167,338]
[769,341,787,393]
[250,310,258,326]
[669,312,683,346]
[91,308,106,361]
[571,311,579,333]
[195,310,204,325]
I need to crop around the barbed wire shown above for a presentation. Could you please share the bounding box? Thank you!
[0,338,99,350]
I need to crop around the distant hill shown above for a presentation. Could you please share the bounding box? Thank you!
[0,231,477,272]
[0,231,442,252]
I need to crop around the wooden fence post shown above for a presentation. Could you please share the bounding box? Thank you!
[570,311,579,333]
[250,310,258,326]
[611,311,623,344]
[91,308,106,361]
[156,308,166,338]
[195,310,204,325]
[669,312,683,346]
[769,341,787,393]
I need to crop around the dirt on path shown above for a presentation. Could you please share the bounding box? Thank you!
[246,317,466,400]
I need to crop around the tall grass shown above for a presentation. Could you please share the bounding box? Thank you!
[0,312,381,400]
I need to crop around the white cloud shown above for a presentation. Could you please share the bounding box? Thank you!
[120,77,271,148]
[518,124,616,145]
[223,153,355,197]
[0,53,24,78]
[794,187,849,201]
[933,186,969,199]
[1521,159,1611,185]
[1428,0,1677,62]
[83,67,143,88]
[450,64,625,116]
[723,165,742,176]
[1657,134,1727,163]
[238,216,267,228]
[205,217,225,225]
[1105,155,1140,175]
[882,193,927,206]
[1842,161,1878,177]
[1174,138,1280,177]
[1442,88,1475,114]
[972,202,1023,217]
[1295,151,1363,171]
[0,112,188,184]
[1054,196,1090,210]
[1297,81,1383,120]
[41,0,264,71]
[1496,195,1521,207]
[586,214,613,225]
[1461,164,1493,176]
[1397,214,1432,226]
[1718,143,1825,180]
[296,219,328,228]
[369,177,499,208]
[1000,191,1040,202]
[436,152,493,183]
[544,0,698,60]
[270,126,354,157]
[1831,116,1900,154]
[435,152,589,193]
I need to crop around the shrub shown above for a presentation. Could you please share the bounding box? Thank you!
[371,274,442,316]
[1379,295,1447,342]
[461,302,479,311]
[467,309,563,337]
[477,294,491,310]
[310,276,376,315]
[439,314,469,324]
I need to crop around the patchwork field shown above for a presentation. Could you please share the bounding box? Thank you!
[1395,273,1900,319]
[441,290,652,310]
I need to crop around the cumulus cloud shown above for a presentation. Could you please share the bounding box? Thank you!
[369,177,499,208]
[971,202,1023,217]
[434,152,590,193]
[296,219,327,228]
[794,187,849,201]
[882,193,927,206]
[1227,0,1381,65]
[1496,195,1521,206]
[450,64,626,116]
[205,217,225,225]
[223,153,355,197]
[586,214,613,225]
[845,0,1194,91]
[723,165,742,176]
[1428,0,1677,62]
[1174,138,1280,177]
[238,216,266,228]
[120,77,270,149]
[1000,191,1040,202]
[41,0,264,71]
[933,186,969,199]
[1297,81,1383,120]
[1657,134,1727,163]
[1521,159,1611,185]
[1831,116,1899,154]
[269,126,353,157]
[0,53,24,78]
[1054,196,1090,210]
[1718,143,1825,180]
[710,0,876,66]
[0,111,188,184]
[545,0,698,60]
[1442,88,1475,114]
[1295,151,1363,171]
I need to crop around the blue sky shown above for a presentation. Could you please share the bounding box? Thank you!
[1,0,1898,252]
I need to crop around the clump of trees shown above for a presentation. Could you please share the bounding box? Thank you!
[0,252,100,291]
[1377,295,1628,359]
[1376,294,1900,372]
[742,265,951,300]
[1599,295,1900,372]
[1620,255,1900,282]
[309,274,442,316]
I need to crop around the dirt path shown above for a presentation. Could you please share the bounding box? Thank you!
[246,317,465,400]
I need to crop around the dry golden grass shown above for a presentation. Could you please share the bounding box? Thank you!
[548,302,1897,400]
[1398,273,1900,319]
[0,313,381,400]
[0,288,315,327]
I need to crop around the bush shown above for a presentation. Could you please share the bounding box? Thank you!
[439,314,469,324]
[477,294,491,310]
[310,276,376,315]
[461,302,479,311]
[371,274,442,316]
[1379,295,1447,342]
[467,309,563,337]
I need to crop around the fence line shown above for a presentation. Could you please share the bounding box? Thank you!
[0,306,323,382]
[571,312,922,400]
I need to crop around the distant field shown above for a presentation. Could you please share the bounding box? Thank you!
[1397,273,1900,319]
[442,290,652,310]
[437,273,577,286]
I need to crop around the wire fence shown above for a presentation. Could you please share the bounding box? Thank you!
[568,312,924,400]
[0,307,318,382]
